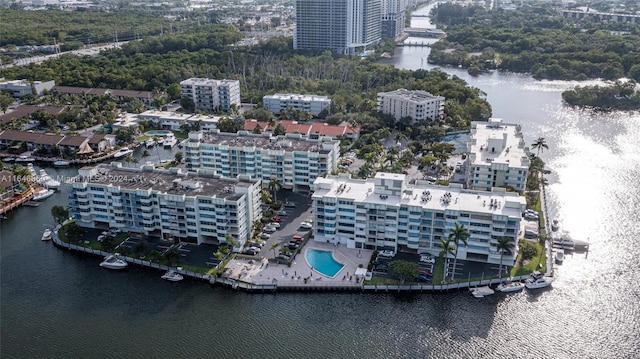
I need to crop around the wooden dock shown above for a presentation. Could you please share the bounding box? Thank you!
[24,201,40,207]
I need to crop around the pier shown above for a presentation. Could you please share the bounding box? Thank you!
[0,188,34,215]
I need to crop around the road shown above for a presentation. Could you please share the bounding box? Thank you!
[3,42,128,69]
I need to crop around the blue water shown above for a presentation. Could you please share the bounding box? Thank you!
[306,249,344,278]
[442,132,470,153]
[145,130,171,136]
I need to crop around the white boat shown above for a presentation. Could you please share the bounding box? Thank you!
[470,286,495,298]
[41,228,52,241]
[551,219,560,232]
[552,234,575,251]
[26,163,36,177]
[113,148,134,159]
[161,269,184,282]
[524,271,552,289]
[37,169,61,189]
[555,249,565,265]
[145,139,156,148]
[99,253,128,270]
[53,159,70,167]
[163,134,177,148]
[15,155,35,163]
[2,157,15,162]
[33,188,55,201]
[496,281,524,293]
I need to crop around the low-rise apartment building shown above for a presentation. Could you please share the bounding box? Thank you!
[311,172,526,266]
[180,78,241,112]
[466,118,530,192]
[262,94,331,117]
[0,78,55,98]
[185,131,339,192]
[377,89,445,121]
[69,164,262,248]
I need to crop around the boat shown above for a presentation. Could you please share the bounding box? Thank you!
[470,286,495,298]
[26,163,36,177]
[2,157,15,162]
[15,155,35,163]
[145,139,156,148]
[161,269,184,282]
[163,133,177,148]
[37,169,61,189]
[555,249,565,265]
[552,234,575,251]
[551,219,560,232]
[380,52,392,58]
[524,271,552,289]
[33,188,55,201]
[572,238,590,252]
[496,281,525,293]
[53,159,70,167]
[113,148,134,159]
[41,228,52,241]
[99,253,128,270]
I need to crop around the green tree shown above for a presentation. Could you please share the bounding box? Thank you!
[260,189,273,205]
[439,237,455,284]
[166,83,182,100]
[180,96,195,113]
[268,177,281,204]
[270,242,279,258]
[519,240,538,261]
[51,205,69,225]
[272,122,286,136]
[531,137,548,156]
[163,246,181,266]
[496,237,515,279]
[225,233,239,252]
[0,92,13,113]
[448,222,470,281]
[388,260,419,284]
[252,123,263,134]
[174,151,183,164]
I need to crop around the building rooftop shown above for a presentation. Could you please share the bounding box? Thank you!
[468,119,529,168]
[76,165,257,200]
[0,105,65,124]
[138,110,193,121]
[378,89,444,103]
[194,131,335,152]
[313,173,526,217]
[264,93,330,101]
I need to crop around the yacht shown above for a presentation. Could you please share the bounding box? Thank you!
[41,228,52,241]
[163,133,177,148]
[161,269,184,282]
[33,188,55,201]
[113,148,134,159]
[525,271,552,289]
[99,253,128,270]
[37,169,61,189]
[552,234,575,251]
[15,155,35,163]
[555,249,565,265]
[496,281,525,293]
[470,286,495,298]
[53,158,70,167]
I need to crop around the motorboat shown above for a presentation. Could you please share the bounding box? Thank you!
[33,188,55,201]
[26,163,36,177]
[551,219,560,232]
[161,269,184,282]
[163,133,177,148]
[113,147,134,159]
[555,249,565,265]
[99,253,128,270]
[2,157,15,162]
[15,155,35,163]
[53,158,70,167]
[41,228,52,241]
[573,238,590,252]
[470,286,495,298]
[496,281,525,293]
[552,234,575,251]
[524,271,552,289]
[37,169,61,189]
[145,139,156,148]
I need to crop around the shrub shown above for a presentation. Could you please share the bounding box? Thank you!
[519,240,538,261]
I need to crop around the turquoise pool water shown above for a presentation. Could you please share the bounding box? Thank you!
[145,130,172,136]
[305,249,345,278]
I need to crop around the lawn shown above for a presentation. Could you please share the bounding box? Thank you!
[510,241,546,277]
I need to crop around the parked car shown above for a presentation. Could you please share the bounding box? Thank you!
[259,233,271,240]
[277,210,288,216]
[243,248,259,256]
[525,209,539,216]
[373,265,388,273]
[416,274,432,283]
[284,201,296,208]
[268,222,281,229]
[378,250,395,258]
[300,222,313,230]
[287,243,300,250]
[524,213,539,221]
[263,226,277,234]
[249,241,263,248]
[270,216,282,222]
[419,255,435,264]
[525,229,539,238]
[292,235,304,243]
[276,254,291,261]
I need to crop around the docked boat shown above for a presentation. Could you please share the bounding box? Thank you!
[161,269,184,282]
[145,139,156,148]
[15,155,35,163]
[37,169,61,189]
[33,188,55,201]
[496,281,525,293]
[2,157,15,162]
[53,158,70,167]
[26,163,36,177]
[552,234,575,251]
[525,271,552,289]
[41,228,52,241]
[113,148,134,159]
[555,249,565,265]
[99,253,128,270]
[163,133,177,148]
[573,238,590,252]
[470,286,495,298]
[551,219,560,232]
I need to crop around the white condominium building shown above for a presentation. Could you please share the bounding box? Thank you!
[262,94,331,117]
[467,119,531,192]
[312,172,526,265]
[68,164,262,248]
[377,89,445,121]
[180,78,240,112]
[185,131,340,192]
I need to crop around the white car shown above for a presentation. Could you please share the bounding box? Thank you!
[259,233,271,240]
[525,209,539,216]
[378,250,396,258]
[420,255,436,264]
[300,222,313,230]
[524,213,539,221]
[263,226,277,234]
[269,222,281,229]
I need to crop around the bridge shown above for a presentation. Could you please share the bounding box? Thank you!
[397,42,432,47]
[404,27,446,38]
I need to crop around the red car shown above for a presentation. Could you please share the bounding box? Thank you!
[292,235,304,243]
[270,216,282,222]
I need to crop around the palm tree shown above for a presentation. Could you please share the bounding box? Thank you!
[225,233,238,252]
[531,137,548,156]
[394,131,407,146]
[439,237,455,284]
[268,177,281,204]
[496,237,515,279]
[270,242,279,258]
[448,222,470,280]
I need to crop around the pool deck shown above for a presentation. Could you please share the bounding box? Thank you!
[222,241,374,289]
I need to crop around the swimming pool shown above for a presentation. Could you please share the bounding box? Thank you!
[145,130,172,136]
[305,249,345,278]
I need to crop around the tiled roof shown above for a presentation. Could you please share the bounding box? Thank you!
[0,105,64,124]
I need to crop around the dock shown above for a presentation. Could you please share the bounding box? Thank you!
[24,201,40,207]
